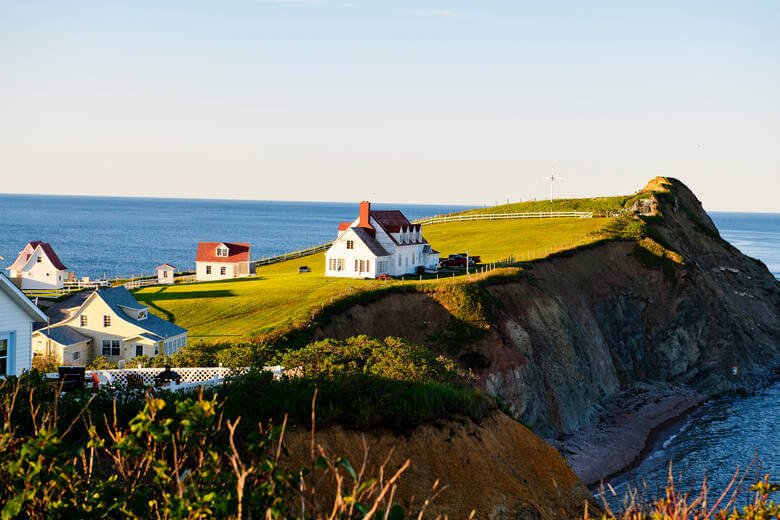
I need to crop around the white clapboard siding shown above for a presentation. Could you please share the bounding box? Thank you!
[0,289,34,376]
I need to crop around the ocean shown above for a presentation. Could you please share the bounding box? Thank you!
[0,194,472,279]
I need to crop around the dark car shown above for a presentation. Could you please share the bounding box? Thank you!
[298,265,311,273]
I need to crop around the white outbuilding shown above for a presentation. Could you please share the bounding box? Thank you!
[0,273,48,376]
[324,202,439,279]
[156,264,176,284]
[5,241,69,290]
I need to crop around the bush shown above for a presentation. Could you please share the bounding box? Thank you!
[86,355,117,370]
[279,335,473,386]
[31,353,59,373]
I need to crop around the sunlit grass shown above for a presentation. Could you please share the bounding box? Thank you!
[134,217,612,342]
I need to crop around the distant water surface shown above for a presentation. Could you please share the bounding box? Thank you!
[0,194,473,278]
[711,212,780,280]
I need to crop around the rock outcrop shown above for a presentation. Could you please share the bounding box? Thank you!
[310,178,780,484]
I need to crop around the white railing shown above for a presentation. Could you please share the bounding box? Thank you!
[64,279,112,290]
[23,287,71,298]
[47,365,284,391]
[414,211,593,226]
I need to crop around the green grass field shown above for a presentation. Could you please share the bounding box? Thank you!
[133,217,611,342]
[458,194,646,216]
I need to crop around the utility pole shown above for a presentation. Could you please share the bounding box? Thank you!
[543,168,563,203]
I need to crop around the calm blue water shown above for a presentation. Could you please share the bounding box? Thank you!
[601,212,780,507]
[0,195,471,278]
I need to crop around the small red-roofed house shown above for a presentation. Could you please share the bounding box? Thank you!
[195,242,255,282]
[5,241,70,290]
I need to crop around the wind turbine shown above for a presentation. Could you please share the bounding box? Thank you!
[543,168,563,203]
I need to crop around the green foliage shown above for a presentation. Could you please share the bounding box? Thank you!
[279,335,472,385]
[86,355,117,370]
[213,371,493,431]
[0,377,440,519]
[460,194,646,217]
[31,353,59,373]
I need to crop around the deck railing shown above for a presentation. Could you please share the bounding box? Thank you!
[22,287,71,299]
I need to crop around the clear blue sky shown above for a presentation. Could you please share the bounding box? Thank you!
[1,1,778,211]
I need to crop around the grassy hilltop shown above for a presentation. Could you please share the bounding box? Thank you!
[133,216,609,343]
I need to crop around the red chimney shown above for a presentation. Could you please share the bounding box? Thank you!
[358,201,373,229]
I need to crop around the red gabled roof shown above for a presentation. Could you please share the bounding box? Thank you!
[196,242,251,263]
[337,222,352,232]
[20,241,68,271]
[370,211,420,233]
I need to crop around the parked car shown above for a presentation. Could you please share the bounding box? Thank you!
[298,265,311,273]
[439,256,467,268]
[376,273,392,280]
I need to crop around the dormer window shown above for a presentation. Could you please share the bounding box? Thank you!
[36,256,42,263]
[216,247,229,257]
[138,310,147,320]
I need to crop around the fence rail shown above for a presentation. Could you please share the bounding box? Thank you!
[254,243,332,267]
[22,287,71,298]
[413,211,593,226]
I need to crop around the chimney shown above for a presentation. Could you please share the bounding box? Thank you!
[358,201,373,229]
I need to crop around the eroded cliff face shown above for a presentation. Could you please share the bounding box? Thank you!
[310,178,780,480]
[281,411,594,520]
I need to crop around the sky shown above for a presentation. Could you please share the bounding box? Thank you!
[1,1,778,211]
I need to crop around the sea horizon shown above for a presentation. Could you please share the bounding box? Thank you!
[3,193,777,281]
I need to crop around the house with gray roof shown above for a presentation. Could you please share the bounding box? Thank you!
[32,286,187,366]
[325,201,439,278]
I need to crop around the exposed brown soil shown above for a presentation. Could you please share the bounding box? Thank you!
[281,411,596,520]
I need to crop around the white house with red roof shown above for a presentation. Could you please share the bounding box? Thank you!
[5,241,70,290]
[325,202,439,279]
[195,242,255,282]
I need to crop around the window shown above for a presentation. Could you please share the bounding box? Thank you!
[163,270,168,278]
[366,260,370,272]
[72,351,81,362]
[0,338,7,376]
[138,310,146,320]
[36,256,42,263]
[101,340,120,357]
[216,247,228,257]
[103,315,111,327]
[154,344,159,356]
[80,315,88,327]
[206,265,212,274]
[398,256,402,266]
[337,259,344,271]
[220,266,226,275]
[346,240,354,249]
[354,259,358,271]
[359,260,365,273]
[135,344,144,357]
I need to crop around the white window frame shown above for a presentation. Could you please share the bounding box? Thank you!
[72,351,81,362]
[135,344,144,357]
[0,334,10,377]
[205,265,212,275]
[101,339,120,357]
[80,315,88,327]
[103,315,111,327]
[220,266,226,275]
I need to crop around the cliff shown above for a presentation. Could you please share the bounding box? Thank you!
[282,410,595,520]
[310,178,780,483]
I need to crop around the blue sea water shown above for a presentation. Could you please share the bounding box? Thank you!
[0,194,472,279]
[711,212,780,280]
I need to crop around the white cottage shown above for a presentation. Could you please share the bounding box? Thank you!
[0,273,48,377]
[5,241,69,290]
[325,202,439,279]
[195,242,254,282]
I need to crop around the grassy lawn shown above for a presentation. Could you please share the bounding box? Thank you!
[134,217,612,342]
[425,217,607,262]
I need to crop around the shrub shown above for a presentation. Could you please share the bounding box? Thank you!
[31,353,59,373]
[86,355,117,370]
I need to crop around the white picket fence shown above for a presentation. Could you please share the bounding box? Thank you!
[254,243,332,268]
[47,365,284,392]
[413,211,593,226]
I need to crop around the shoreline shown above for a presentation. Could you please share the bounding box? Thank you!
[594,398,709,490]
[547,384,709,487]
